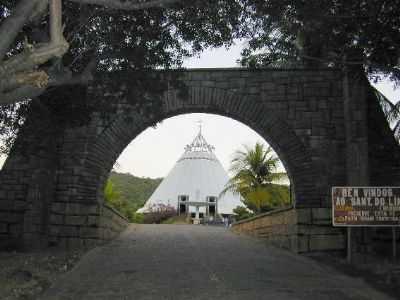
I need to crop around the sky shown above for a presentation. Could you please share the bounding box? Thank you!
[0,43,398,177]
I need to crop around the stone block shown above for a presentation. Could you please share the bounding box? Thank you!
[271,236,291,249]
[297,208,311,224]
[66,215,87,226]
[9,224,21,235]
[312,208,332,225]
[65,203,98,215]
[83,238,100,248]
[50,214,64,225]
[0,223,8,233]
[59,226,79,237]
[80,227,99,238]
[309,234,345,251]
[49,225,60,236]
[298,225,342,235]
[0,200,14,210]
[297,235,310,253]
[67,238,84,249]
[52,202,66,213]
[201,81,215,87]
[88,215,99,226]
[0,212,19,223]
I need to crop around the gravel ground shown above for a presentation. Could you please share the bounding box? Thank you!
[0,248,90,300]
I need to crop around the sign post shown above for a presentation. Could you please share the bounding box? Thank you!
[347,227,351,263]
[332,187,400,263]
[393,227,397,261]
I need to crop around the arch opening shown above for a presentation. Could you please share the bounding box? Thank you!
[104,113,293,222]
[83,92,318,215]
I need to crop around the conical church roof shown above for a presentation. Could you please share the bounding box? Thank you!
[138,129,243,214]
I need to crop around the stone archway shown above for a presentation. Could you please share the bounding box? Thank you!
[3,68,398,250]
[83,90,317,210]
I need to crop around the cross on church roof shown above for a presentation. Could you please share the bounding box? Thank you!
[184,123,215,153]
[197,120,203,134]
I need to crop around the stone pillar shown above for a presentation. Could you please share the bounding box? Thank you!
[342,70,369,186]
[343,70,370,255]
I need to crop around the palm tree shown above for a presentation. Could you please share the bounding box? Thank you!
[222,143,289,213]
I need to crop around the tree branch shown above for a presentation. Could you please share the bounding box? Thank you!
[0,0,48,61]
[0,41,69,77]
[0,71,49,92]
[0,59,96,105]
[0,0,69,78]
[50,0,63,44]
[67,0,181,10]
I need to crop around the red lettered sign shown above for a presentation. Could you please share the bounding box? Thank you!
[332,187,400,226]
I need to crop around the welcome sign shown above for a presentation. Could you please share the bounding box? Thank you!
[332,187,400,226]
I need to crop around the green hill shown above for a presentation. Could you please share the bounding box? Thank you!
[108,171,162,212]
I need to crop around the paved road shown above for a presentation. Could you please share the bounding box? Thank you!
[42,225,392,300]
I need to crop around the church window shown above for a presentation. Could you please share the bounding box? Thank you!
[207,196,216,203]
[179,195,188,202]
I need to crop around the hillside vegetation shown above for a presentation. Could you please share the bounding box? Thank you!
[105,172,162,221]
[109,171,162,211]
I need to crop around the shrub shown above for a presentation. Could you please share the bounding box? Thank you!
[131,212,145,224]
[143,204,177,224]
[233,206,254,221]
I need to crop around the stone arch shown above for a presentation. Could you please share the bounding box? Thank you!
[80,85,319,208]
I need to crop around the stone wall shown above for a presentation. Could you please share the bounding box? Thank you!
[232,207,345,253]
[99,204,130,241]
[0,102,59,249]
[48,202,129,249]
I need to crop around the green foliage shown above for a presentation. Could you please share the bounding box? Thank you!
[131,212,145,224]
[233,206,254,221]
[244,184,290,213]
[223,142,290,213]
[240,0,400,84]
[104,172,161,223]
[104,179,134,221]
[104,180,121,204]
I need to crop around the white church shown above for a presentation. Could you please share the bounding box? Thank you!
[137,128,244,223]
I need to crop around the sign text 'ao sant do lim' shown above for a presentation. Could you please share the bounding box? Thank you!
[332,187,400,226]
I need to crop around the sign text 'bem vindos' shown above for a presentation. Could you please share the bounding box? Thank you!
[332,187,400,226]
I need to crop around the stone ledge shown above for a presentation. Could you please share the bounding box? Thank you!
[233,206,295,226]
[232,207,345,254]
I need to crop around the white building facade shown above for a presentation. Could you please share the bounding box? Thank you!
[138,130,243,221]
